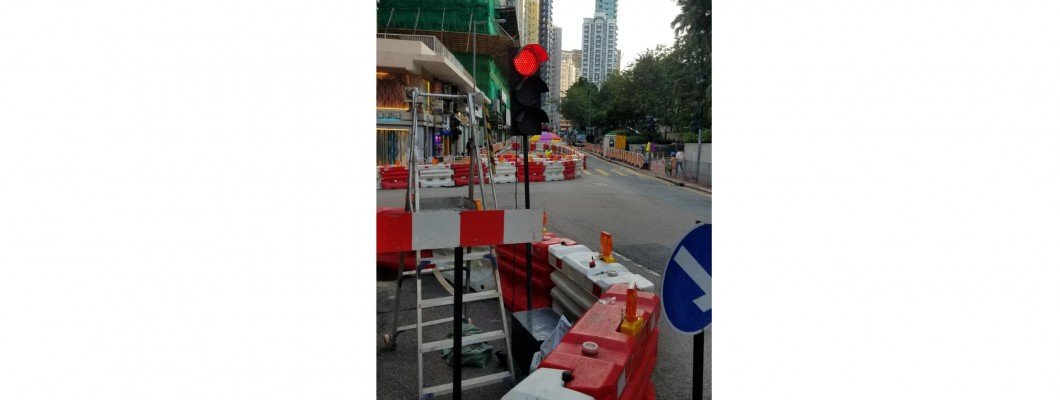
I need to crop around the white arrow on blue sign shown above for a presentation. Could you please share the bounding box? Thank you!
[661,223,712,335]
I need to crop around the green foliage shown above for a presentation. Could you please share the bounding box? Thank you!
[681,130,711,144]
[560,78,604,131]
[626,135,649,145]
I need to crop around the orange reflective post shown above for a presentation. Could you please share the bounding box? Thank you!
[600,231,615,263]
[620,281,646,337]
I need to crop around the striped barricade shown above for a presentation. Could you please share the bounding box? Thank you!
[375,207,433,273]
[537,284,661,400]
[376,208,544,253]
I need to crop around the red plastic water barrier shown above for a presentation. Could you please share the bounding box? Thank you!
[495,246,554,279]
[379,166,409,190]
[562,160,576,180]
[499,271,553,312]
[516,162,546,182]
[495,234,579,312]
[506,233,578,261]
[643,381,656,400]
[537,284,661,400]
[450,162,488,186]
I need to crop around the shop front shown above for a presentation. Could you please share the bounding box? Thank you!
[377,70,487,166]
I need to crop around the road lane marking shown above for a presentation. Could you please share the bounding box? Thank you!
[582,169,592,175]
[612,251,662,277]
[610,169,628,177]
[594,169,610,176]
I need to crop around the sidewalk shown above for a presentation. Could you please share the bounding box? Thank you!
[578,149,712,197]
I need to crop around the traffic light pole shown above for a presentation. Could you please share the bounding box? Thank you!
[523,134,531,313]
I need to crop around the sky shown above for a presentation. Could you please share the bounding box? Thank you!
[552,0,681,69]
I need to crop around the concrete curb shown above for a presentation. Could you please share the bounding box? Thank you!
[577,149,712,197]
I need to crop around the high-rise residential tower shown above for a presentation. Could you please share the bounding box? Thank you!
[580,12,618,87]
[570,49,582,80]
[596,0,618,20]
[559,50,578,97]
[547,24,562,127]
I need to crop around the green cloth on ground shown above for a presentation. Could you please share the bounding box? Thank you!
[440,322,494,368]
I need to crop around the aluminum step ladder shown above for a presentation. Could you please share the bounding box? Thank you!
[383,248,497,345]
[412,249,516,399]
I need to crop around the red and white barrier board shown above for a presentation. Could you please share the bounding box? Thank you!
[377,209,544,252]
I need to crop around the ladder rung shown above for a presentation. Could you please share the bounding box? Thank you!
[421,251,494,266]
[422,371,512,396]
[420,330,506,353]
[419,290,500,309]
[403,266,455,276]
[397,317,454,332]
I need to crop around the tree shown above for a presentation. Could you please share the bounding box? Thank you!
[672,0,711,133]
[560,78,604,133]
[558,1,711,139]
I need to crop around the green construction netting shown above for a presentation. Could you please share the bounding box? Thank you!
[377,0,510,105]
[378,0,499,35]
[452,53,508,101]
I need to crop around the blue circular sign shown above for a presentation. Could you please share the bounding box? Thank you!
[661,223,712,335]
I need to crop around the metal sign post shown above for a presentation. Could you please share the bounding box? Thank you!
[661,222,712,400]
[452,246,464,398]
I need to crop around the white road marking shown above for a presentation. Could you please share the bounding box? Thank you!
[611,251,661,277]
[674,246,712,311]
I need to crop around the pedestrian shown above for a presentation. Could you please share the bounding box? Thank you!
[668,151,676,176]
[676,148,685,176]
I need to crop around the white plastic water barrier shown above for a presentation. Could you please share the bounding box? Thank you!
[418,164,455,188]
[502,368,593,400]
[492,161,517,184]
[543,161,566,182]
[547,244,656,295]
[550,271,596,320]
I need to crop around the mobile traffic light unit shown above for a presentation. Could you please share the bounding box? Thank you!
[507,44,550,317]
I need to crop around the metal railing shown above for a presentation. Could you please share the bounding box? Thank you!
[377,33,466,76]
[583,144,644,169]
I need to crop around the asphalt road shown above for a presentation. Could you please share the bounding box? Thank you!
[376,153,712,399]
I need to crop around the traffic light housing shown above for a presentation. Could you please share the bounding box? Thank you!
[508,44,550,136]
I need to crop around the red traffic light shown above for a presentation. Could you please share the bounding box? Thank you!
[513,44,549,76]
